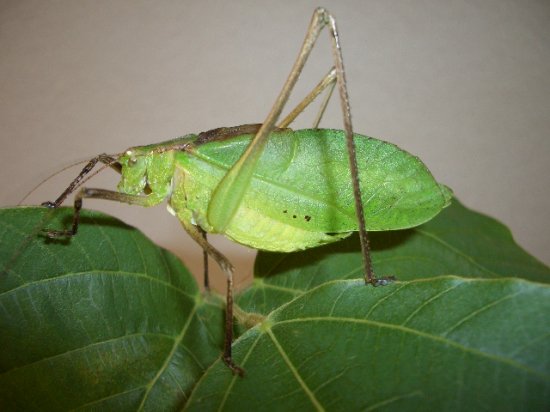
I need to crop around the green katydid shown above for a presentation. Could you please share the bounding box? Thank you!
[41,8,452,375]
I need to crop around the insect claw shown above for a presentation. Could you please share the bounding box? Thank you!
[223,356,245,377]
[369,276,397,287]
[42,229,73,239]
[42,229,57,238]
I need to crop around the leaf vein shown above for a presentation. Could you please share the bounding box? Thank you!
[137,305,199,410]
[0,270,195,300]
[218,333,264,411]
[276,316,547,380]
[1,332,176,377]
[440,291,523,337]
[364,390,424,411]
[401,283,461,326]
[364,282,407,318]
[267,328,325,411]
[70,385,146,411]
[252,279,304,295]
[415,228,499,277]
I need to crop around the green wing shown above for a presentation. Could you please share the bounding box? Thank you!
[183,129,452,234]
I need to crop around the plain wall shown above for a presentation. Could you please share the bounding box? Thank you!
[1,0,549,291]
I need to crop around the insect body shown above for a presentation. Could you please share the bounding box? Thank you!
[117,124,451,252]
[42,8,452,375]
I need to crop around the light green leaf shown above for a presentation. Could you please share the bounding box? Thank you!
[0,207,224,411]
[237,199,549,314]
[188,277,550,411]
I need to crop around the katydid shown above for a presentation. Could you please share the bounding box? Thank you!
[41,8,452,376]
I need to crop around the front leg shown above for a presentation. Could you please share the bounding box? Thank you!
[43,187,157,238]
[41,154,119,209]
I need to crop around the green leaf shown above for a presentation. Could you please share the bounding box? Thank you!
[187,277,550,411]
[0,207,224,411]
[1,201,549,411]
[237,199,550,314]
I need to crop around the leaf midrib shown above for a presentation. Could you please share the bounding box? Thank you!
[137,305,199,410]
[0,269,194,299]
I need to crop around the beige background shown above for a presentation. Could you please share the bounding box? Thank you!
[1,0,549,291]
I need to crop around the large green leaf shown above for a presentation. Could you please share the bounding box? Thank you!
[237,199,549,314]
[187,277,550,411]
[0,207,224,411]
[1,202,548,411]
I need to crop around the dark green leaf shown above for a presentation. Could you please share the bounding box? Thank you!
[237,199,550,314]
[1,202,549,411]
[0,207,224,411]
[188,277,550,411]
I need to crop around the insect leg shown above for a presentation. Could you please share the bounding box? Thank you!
[207,8,339,233]
[315,9,394,286]
[277,67,337,128]
[44,188,154,238]
[209,8,391,285]
[311,74,337,129]
[178,218,244,376]
[42,154,119,208]
[198,226,210,291]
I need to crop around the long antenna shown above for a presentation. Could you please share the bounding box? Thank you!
[18,159,92,205]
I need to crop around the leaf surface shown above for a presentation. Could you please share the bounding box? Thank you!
[0,207,223,411]
[1,204,548,411]
[188,277,550,411]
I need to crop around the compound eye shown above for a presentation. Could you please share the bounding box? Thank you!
[125,150,138,166]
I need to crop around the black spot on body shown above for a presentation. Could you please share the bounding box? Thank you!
[305,215,311,222]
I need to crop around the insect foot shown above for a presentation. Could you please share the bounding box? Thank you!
[223,356,245,377]
[40,199,69,238]
[42,227,76,239]
[370,276,397,287]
